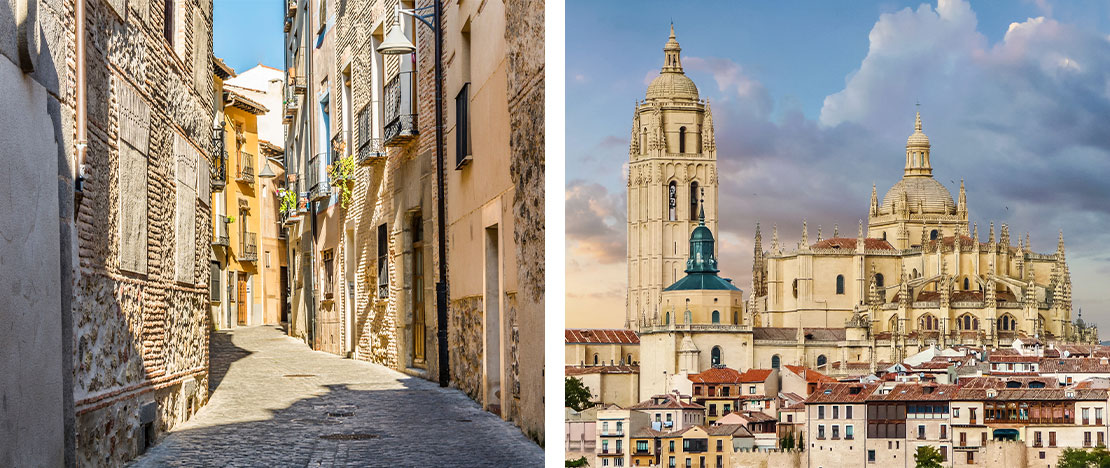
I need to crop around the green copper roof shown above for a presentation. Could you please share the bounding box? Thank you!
[664,272,740,291]
[664,204,739,291]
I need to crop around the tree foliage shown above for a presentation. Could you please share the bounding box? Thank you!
[780,430,796,450]
[914,445,944,468]
[565,456,590,467]
[565,377,594,412]
[1058,447,1110,468]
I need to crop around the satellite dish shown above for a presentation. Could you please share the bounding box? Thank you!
[1064,351,1071,358]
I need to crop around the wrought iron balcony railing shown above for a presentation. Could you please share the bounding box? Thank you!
[356,105,385,165]
[211,126,227,190]
[239,232,258,263]
[383,72,417,146]
[307,152,330,201]
[236,151,255,184]
[212,215,229,247]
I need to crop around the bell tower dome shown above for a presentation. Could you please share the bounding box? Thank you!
[627,25,719,330]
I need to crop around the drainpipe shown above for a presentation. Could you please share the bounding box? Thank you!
[432,0,449,388]
[74,0,87,197]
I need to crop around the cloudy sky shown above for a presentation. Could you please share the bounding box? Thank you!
[566,0,1110,329]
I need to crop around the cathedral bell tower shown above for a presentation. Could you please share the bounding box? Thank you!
[627,25,719,330]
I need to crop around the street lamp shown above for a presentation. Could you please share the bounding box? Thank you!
[378,1,449,388]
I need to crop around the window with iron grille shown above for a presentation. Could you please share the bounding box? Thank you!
[455,83,471,167]
[377,223,388,298]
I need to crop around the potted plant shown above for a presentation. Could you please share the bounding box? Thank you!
[329,155,355,208]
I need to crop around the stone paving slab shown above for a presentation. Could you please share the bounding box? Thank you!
[128,325,544,467]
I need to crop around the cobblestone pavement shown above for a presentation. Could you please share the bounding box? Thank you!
[129,325,544,467]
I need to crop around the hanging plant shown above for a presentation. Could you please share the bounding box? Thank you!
[226,215,235,224]
[329,155,355,209]
[278,189,297,213]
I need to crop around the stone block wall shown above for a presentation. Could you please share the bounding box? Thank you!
[69,0,215,465]
[505,0,545,444]
[450,295,485,402]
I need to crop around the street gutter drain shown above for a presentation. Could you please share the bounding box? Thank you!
[457,419,472,422]
[283,374,316,378]
[320,433,379,441]
[326,411,354,417]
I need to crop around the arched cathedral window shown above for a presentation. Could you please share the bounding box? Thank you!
[665,312,670,325]
[712,310,720,324]
[958,314,979,331]
[817,355,827,367]
[771,355,781,369]
[875,273,884,288]
[668,181,677,221]
[836,275,845,295]
[685,310,692,324]
[690,182,699,221]
[930,230,939,240]
[711,346,722,366]
[792,279,799,298]
[999,314,1016,331]
[919,314,938,331]
[593,354,599,365]
[733,310,739,325]
[679,126,687,153]
[964,277,970,290]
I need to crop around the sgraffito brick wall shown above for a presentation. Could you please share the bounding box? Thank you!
[69,0,214,465]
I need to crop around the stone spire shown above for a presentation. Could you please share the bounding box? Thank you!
[702,101,716,153]
[857,220,865,253]
[973,223,979,243]
[834,224,839,238]
[870,183,879,216]
[662,23,683,73]
[771,224,779,253]
[1025,233,1031,253]
[817,225,823,243]
[629,104,640,155]
[904,110,933,177]
[957,179,967,218]
[989,222,995,244]
[753,222,766,297]
[801,220,809,249]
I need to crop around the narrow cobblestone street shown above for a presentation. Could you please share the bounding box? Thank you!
[128,326,543,467]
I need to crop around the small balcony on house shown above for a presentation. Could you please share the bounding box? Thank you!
[307,152,331,201]
[236,152,255,184]
[356,105,385,165]
[283,87,299,124]
[212,215,230,247]
[383,71,417,146]
[211,127,227,191]
[239,232,258,263]
[290,48,306,95]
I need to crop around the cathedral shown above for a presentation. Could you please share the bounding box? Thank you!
[629,26,1098,399]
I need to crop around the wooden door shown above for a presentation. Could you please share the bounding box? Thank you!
[237,276,248,325]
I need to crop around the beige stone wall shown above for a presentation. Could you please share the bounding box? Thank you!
[69,0,215,465]
[732,449,807,468]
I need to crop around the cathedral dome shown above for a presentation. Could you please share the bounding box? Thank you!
[646,73,699,100]
[907,111,930,147]
[646,24,699,101]
[880,177,955,214]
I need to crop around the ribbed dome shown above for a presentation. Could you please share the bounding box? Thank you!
[646,72,699,100]
[690,224,713,241]
[880,177,955,214]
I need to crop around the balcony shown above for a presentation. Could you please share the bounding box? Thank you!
[307,152,331,201]
[383,72,417,146]
[236,152,255,184]
[356,105,385,165]
[283,91,299,124]
[211,127,227,191]
[212,216,229,247]
[239,232,258,263]
[289,49,306,95]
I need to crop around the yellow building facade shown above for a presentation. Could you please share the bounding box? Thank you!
[210,63,266,329]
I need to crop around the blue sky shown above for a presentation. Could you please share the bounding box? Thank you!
[213,0,285,73]
[566,0,1110,329]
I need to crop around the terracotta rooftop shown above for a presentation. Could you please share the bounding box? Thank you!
[689,367,743,384]
[811,237,896,251]
[783,365,837,383]
[739,369,775,383]
[224,89,268,114]
[806,383,878,403]
[565,328,640,345]
[730,410,776,423]
[565,365,639,376]
[868,384,960,401]
[1041,358,1110,373]
[630,428,669,439]
[958,376,1057,389]
[630,395,705,411]
[988,355,1041,363]
[706,424,755,437]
